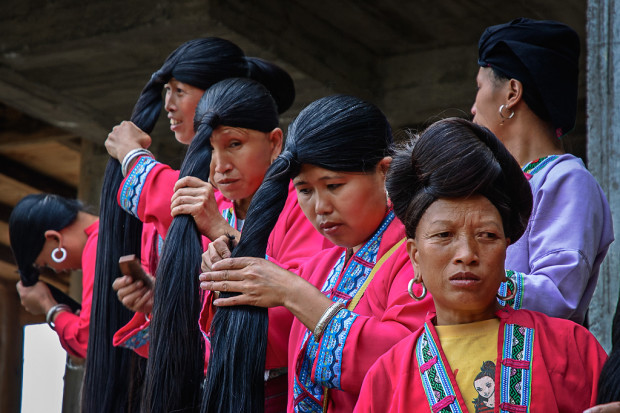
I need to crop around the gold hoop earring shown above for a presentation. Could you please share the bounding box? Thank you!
[408,278,427,301]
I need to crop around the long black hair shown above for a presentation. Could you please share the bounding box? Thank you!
[144,77,280,413]
[387,117,532,242]
[9,193,85,310]
[596,285,620,403]
[202,94,392,413]
[82,37,293,413]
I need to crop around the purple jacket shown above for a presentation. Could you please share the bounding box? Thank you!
[504,154,614,324]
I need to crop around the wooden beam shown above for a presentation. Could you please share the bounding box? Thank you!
[0,155,76,198]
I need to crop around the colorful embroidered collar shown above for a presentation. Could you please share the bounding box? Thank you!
[522,155,558,180]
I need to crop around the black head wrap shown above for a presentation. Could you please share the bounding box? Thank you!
[478,17,580,138]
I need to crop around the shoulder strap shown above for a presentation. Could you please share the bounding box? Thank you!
[347,237,406,311]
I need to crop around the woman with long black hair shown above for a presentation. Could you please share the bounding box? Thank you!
[87,37,296,413]
[200,95,433,412]
[11,194,98,360]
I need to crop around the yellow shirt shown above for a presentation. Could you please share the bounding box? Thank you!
[435,318,499,412]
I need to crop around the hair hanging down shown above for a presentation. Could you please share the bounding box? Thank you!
[387,117,532,242]
[596,285,620,403]
[203,94,392,413]
[143,77,280,413]
[9,194,84,310]
[82,36,294,413]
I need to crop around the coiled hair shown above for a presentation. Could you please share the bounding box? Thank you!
[203,94,392,413]
[387,117,532,242]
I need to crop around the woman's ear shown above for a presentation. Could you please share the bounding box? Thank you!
[377,156,392,178]
[506,78,524,108]
[44,230,63,247]
[268,128,284,161]
[406,237,420,275]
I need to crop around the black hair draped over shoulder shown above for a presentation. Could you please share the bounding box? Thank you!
[387,117,532,242]
[144,77,279,413]
[83,37,294,413]
[202,94,392,413]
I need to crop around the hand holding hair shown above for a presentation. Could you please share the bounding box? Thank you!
[200,257,333,331]
[201,235,234,272]
[16,280,57,315]
[112,275,155,314]
[105,120,152,161]
[171,176,241,241]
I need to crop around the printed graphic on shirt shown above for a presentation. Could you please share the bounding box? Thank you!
[472,361,495,412]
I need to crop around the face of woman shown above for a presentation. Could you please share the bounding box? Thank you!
[210,126,282,208]
[164,78,204,145]
[471,67,508,140]
[407,195,509,324]
[474,375,495,400]
[293,161,389,252]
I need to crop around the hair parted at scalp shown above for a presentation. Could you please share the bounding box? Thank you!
[202,94,392,413]
[83,35,294,413]
[387,117,532,242]
[139,77,279,413]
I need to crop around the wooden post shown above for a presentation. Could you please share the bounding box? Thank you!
[586,0,620,353]
[0,280,25,413]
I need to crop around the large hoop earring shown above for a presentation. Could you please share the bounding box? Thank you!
[408,278,427,301]
[51,247,67,263]
[499,104,515,120]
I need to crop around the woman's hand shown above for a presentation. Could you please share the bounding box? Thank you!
[105,121,152,161]
[201,235,236,272]
[199,257,292,308]
[200,257,333,331]
[112,275,155,314]
[585,403,620,413]
[16,281,57,315]
[171,176,240,240]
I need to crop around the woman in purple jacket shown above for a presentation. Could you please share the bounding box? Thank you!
[471,17,614,324]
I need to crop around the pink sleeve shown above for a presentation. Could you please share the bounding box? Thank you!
[353,346,400,413]
[266,181,331,271]
[312,246,433,393]
[353,333,421,413]
[54,228,98,358]
[117,155,180,237]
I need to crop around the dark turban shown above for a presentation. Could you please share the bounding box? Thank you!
[478,17,580,138]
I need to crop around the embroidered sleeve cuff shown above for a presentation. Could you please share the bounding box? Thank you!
[313,308,358,389]
[119,156,159,218]
[498,270,525,309]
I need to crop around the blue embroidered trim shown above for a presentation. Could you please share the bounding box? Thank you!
[119,325,149,351]
[293,211,395,411]
[416,324,463,412]
[499,324,534,411]
[498,271,524,310]
[119,157,158,218]
[315,309,357,388]
[157,234,164,257]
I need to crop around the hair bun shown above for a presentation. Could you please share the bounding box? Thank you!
[246,56,295,114]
